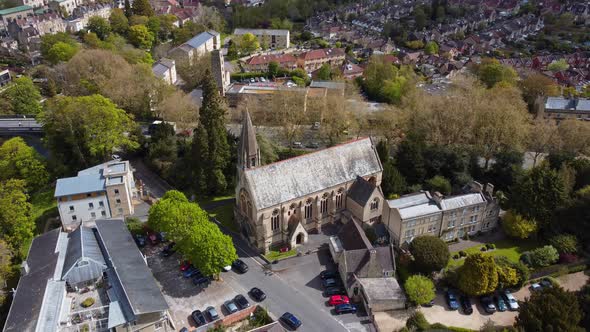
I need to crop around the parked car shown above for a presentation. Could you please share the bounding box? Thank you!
[334,303,357,315]
[224,300,239,314]
[495,295,507,312]
[320,270,339,280]
[250,287,266,301]
[191,310,207,326]
[179,261,191,271]
[328,295,350,306]
[446,290,460,310]
[312,122,320,130]
[249,78,255,83]
[232,259,249,273]
[234,294,250,309]
[502,290,519,311]
[460,295,473,315]
[529,283,543,292]
[179,328,188,332]
[479,296,497,314]
[421,300,435,307]
[134,234,146,248]
[183,267,200,278]
[280,312,302,330]
[322,278,342,288]
[306,142,320,149]
[540,278,553,289]
[193,276,210,287]
[291,141,303,148]
[205,306,219,321]
[222,265,232,272]
[161,242,176,257]
[324,286,346,297]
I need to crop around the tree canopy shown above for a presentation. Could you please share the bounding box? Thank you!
[2,76,42,115]
[0,137,48,191]
[476,58,517,88]
[128,24,155,49]
[502,210,537,239]
[359,55,417,105]
[457,253,498,296]
[409,235,450,273]
[87,16,111,40]
[515,286,581,331]
[0,179,34,259]
[405,275,435,305]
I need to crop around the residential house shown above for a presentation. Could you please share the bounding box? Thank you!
[0,5,33,30]
[66,3,112,32]
[341,62,364,79]
[537,96,590,122]
[297,48,345,73]
[234,28,290,49]
[49,0,80,15]
[328,218,406,315]
[234,111,384,253]
[0,68,11,86]
[3,219,172,332]
[242,53,297,72]
[7,13,66,49]
[382,181,500,246]
[54,160,137,231]
[17,0,44,8]
[152,58,177,85]
[168,30,220,63]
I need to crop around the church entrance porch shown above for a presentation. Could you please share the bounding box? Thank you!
[288,221,309,249]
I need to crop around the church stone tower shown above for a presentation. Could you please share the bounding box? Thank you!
[237,110,260,170]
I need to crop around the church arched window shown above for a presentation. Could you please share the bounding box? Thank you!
[304,198,313,220]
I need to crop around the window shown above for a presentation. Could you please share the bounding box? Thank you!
[304,199,313,220]
[335,189,343,209]
[114,189,119,195]
[320,194,328,214]
[86,193,91,197]
[470,215,478,223]
[370,198,379,211]
[404,229,415,238]
[69,205,74,212]
[101,211,106,217]
[99,201,104,208]
[88,202,94,209]
[250,157,256,167]
[271,210,280,231]
[116,199,121,204]
[72,215,77,221]
[474,205,480,212]
[91,212,96,218]
[448,220,455,228]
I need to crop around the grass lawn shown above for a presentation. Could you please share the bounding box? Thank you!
[264,249,297,262]
[208,204,239,233]
[30,186,58,234]
[195,194,235,208]
[447,239,539,268]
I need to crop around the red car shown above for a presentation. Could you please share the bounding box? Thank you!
[328,295,350,306]
[180,261,192,271]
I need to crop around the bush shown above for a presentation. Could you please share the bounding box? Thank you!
[549,234,577,254]
[481,246,488,251]
[559,253,578,264]
[425,175,452,195]
[459,251,467,257]
[502,211,537,239]
[409,236,451,273]
[453,254,459,260]
[567,264,587,273]
[404,275,435,305]
[406,311,430,331]
[530,245,559,267]
[81,297,95,308]
[490,244,496,249]
[520,251,533,266]
[126,218,145,235]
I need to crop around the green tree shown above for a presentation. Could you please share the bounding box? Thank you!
[510,166,567,228]
[549,234,578,254]
[409,235,450,273]
[237,33,260,55]
[124,0,132,17]
[3,76,42,114]
[87,16,111,40]
[267,61,279,77]
[190,69,230,194]
[519,73,559,112]
[0,137,48,191]
[404,275,435,305]
[547,59,569,72]
[476,58,517,88]
[132,0,154,17]
[405,40,424,49]
[501,211,537,239]
[457,253,498,296]
[146,16,161,43]
[396,136,427,185]
[579,282,590,329]
[381,161,407,197]
[47,41,79,64]
[128,24,155,49]
[38,94,139,173]
[424,41,439,55]
[414,7,427,30]
[529,245,559,267]
[494,256,529,288]
[40,32,77,58]
[425,175,451,195]
[496,264,518,288]
[148,190,205,239]
[109,8,129,35]
[0,179,34,259]
[316,63,332,80]
[515,286,581,331]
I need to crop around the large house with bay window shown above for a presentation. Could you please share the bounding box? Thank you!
[234,111,384,254]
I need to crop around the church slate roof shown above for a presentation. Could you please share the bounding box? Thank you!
[244,138,382,210]
[347,176,376,207]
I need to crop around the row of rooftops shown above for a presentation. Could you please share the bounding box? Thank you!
[234,28,289,36]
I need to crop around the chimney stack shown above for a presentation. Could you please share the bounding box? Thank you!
[432,191,443,205]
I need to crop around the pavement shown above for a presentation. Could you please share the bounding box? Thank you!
[130,158,174,198]
[448,229,506,253]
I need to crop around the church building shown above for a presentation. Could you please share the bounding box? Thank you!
[234,111,384,254]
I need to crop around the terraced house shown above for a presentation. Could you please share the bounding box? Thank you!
[382,182,500,247]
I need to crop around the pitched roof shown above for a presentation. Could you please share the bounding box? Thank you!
[347,176,376,206]
[95,219,169,316]
[300,48,345,61]
[184,31,218,50]
[0,5,32,15]
[246,54,296,66]
[244,138,382,209]
[61,226,106,279]
[440,193,485,210]
[387,192,442,219]
[338,218,371,250]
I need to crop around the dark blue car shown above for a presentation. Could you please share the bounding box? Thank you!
[183,267,201,278]
[280,312,302,330]
[335,303,357,315]
[446,290,460,310]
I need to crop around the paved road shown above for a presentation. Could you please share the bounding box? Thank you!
[130,158,174,198]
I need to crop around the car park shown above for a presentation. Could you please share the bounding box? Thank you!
[495,295,507,312]
[280,312,302,330]
[328,295,350,306]
[334,303,357,315]
[460,295,473,314]
[234,294,250,309]
[322,278,341,288]
[191,310,207,326]
[479,296,497,314]
[446,290,460,310]
[324,286,346,297]
[250,287,266,301]
[224,300,239,314]
[205,306,219,321]
[134,234,146,248]
[502,290,519,311]
[232,259,249,273]
[320,270,339,280]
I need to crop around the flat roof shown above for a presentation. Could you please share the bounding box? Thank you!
[54,173,105,197]
[95,219,169,315]
[0,5,32,15]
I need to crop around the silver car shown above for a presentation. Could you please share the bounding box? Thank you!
[224,300,238,314]
[502,290,519,311]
